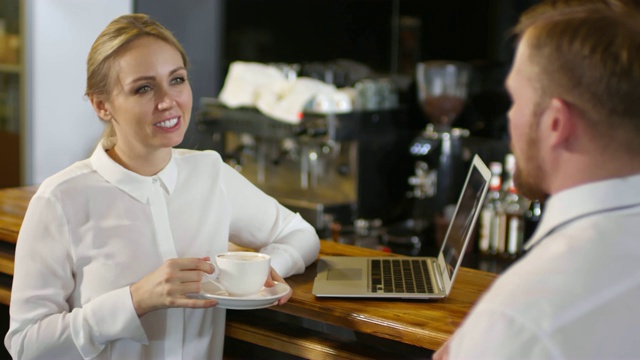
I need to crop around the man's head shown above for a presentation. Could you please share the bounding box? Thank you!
[505,3,640,200]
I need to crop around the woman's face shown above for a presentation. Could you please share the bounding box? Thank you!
[101,36,192,156]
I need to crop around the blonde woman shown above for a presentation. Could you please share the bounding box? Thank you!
[5,14,319,360]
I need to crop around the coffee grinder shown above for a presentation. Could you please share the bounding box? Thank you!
[383,61,472,255]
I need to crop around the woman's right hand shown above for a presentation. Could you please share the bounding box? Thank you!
[129,257,218,317]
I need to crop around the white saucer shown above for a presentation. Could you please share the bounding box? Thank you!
[199,281,291,310]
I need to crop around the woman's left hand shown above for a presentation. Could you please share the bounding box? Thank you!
[264,267,293,305]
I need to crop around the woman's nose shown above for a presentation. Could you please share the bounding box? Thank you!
[157,88,177,111]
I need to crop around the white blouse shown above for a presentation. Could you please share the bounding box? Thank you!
[5,140,320,360]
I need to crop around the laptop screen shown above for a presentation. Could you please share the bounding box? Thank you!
[440,157,489,279]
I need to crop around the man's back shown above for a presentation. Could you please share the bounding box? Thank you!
[449,174,640,358]
[434,2,640,359]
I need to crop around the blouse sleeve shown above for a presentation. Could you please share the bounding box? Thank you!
[4,193,147,359]
[221,164,320,278]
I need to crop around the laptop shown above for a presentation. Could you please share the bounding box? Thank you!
[312,154,491,299]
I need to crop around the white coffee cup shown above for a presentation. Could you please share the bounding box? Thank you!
[204,251,271,297]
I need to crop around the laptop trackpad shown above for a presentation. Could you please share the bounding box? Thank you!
[327,268,363,281]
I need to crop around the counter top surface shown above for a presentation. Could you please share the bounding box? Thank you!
[0,186,36,244]
[280,240,496,350]
[0,185,496,351]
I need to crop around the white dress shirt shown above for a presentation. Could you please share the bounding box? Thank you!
[448,173,640,359]
[5,140,320,360]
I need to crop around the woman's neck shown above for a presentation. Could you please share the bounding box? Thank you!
[107,144,171,176]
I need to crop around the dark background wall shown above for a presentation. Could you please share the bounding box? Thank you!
[136,0,541,146]
[224,0,514,70]
[136,0,225,150]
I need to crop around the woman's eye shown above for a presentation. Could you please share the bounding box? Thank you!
[171,76,186,85]
[136,85,151,94]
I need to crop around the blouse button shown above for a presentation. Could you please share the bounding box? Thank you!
[152,177,158,184]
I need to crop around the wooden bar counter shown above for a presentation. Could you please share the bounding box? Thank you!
[0,186,496,359]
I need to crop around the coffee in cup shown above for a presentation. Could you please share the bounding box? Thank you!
[204,251,271,297]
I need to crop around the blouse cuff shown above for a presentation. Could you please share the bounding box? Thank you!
[260,243,306,278]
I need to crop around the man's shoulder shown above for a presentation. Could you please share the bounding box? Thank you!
[458,244,640,359]
[473,221,640,326]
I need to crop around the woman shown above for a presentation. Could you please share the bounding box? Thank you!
[5,13,320,359]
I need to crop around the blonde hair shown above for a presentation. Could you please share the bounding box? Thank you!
[85,14,189,141]
[513,3,640,152]
[517,0,639,22]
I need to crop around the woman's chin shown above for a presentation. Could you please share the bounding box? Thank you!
[157,134,186,149]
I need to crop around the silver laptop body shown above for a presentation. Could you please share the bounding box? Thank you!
[312,154,491,299]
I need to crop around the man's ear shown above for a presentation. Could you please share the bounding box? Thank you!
[545,97,576,148]
[90,96,111,121]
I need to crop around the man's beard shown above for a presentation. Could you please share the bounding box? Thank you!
[514,165,549,202]
[512,121,549,202]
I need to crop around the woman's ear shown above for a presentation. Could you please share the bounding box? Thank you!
[90,96,111,121]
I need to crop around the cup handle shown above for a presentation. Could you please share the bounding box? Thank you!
[202,260,221,285]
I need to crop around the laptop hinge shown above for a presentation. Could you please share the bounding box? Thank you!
[434,260,444,293]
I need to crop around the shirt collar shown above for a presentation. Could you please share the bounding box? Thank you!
[525,173,640,250]
[90,138,178,203]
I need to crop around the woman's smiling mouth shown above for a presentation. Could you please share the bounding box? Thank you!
[155,117,179,129]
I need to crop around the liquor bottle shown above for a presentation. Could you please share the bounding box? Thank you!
[495,154,516,256]
[523,200,543,242]
[501,177,527,258]
[501,154,516,194]
[478,162,503,255]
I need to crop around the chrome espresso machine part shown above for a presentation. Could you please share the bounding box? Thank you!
[197,98,419,238]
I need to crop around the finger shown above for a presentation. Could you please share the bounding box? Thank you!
[168,257,214,273]
[178,280,208,295]
[169,280,215,300]
[164,259,215,284]
[277,286,293,305]
[264,275,275,287]
[264,267,284,287]
[173,297,219,309]
[271,268,285,282]
[166,268,210,286]
[199,257,214,274]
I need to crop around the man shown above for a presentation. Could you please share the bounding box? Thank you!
[435,2,640,359]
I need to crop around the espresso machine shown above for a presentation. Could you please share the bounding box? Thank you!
[382,61,472,254]
[196,94,419,240]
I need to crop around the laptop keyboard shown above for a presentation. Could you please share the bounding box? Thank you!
[370,259,434,294]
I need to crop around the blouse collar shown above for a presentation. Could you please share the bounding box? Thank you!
[90,138,178,203]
